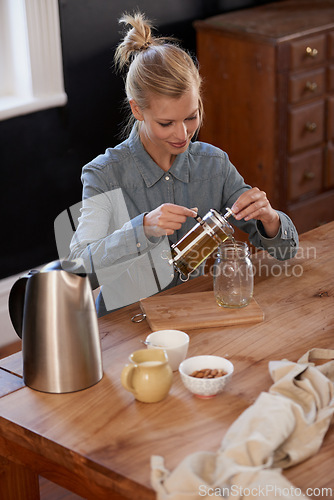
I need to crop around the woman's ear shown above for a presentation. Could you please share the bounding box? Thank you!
[129,100,144,121]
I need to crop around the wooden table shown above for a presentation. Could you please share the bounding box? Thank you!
[0,222,333,499]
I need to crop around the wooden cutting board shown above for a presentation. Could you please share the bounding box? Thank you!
[139,291,264,331]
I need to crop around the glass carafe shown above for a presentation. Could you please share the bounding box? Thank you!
[214,241,254,308]
[169,208,234,281]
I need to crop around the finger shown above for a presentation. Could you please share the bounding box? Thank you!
[235,199,268,221]
[162,220,185,231]
[158,213,188,229]
[159,228,174,236]
[244,206,268,221]
[232,190,267,220]
[154,213,186,233]
[165,204,198,218]
[232,187,264,210]
[149,224,175,237]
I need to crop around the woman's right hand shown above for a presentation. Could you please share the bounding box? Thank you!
[143,203,198,237]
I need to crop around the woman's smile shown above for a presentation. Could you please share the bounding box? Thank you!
[168,139,188,149]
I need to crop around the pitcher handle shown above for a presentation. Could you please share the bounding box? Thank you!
[121,364,137,395]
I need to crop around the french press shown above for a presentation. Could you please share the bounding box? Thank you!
[169,208,235,280]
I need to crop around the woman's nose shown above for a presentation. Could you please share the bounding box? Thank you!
[175,122,187,141]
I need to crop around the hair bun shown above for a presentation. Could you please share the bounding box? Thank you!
[115,12,154,68]
[140,40,151,51]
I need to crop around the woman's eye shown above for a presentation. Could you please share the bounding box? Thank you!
[158,115,197,127]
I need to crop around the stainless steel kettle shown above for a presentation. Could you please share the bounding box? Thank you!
[8,261,103,393]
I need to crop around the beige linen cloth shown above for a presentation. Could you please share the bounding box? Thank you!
[151,348,334,499]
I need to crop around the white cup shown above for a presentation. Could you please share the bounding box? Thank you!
[145,330,189,371]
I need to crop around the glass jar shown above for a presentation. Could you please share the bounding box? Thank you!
[169,209,234,281]
[213,241,254,308]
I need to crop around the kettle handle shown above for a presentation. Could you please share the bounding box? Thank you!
[8,270,39,339]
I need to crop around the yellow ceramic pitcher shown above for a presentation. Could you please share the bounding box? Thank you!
[121,349,173,403]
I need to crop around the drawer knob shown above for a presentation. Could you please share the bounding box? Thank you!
[306,47,318,58]
[305,81,318,92]
[303,171,315,180]
[305,121,317,132]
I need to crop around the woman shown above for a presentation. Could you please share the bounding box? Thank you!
[69,12,298,316]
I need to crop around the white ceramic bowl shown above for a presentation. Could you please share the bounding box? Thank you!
[145,330,189,371]
[179,355,234,398]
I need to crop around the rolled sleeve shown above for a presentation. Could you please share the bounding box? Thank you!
[256,211,299,260]
[126,213,162,256]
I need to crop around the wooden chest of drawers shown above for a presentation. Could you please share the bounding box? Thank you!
[195,0,334,234]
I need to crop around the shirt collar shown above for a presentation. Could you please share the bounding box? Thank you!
[128,125,190,187]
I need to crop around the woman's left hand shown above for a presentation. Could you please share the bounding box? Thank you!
[231,187,280,238]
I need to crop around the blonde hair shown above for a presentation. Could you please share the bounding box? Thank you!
[114,12,203,136]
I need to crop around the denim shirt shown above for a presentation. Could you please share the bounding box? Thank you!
[69,126,299,316]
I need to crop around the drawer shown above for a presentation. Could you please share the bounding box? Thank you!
[288,191,334,234]
[325,143,334,188]
[289,68,325,104]
[288,100,325,153]
[287,148,323,201]
[290,34,326,71]
[327,65,334,92]
[327,31,334,59]
[327,95,334,140]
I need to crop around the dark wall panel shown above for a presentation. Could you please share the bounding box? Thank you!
[0,0,274,278]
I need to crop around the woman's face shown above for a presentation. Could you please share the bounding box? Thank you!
[130,88,200,167]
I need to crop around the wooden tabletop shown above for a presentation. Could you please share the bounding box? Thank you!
[0,222,333,499]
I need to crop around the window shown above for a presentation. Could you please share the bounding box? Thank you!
[0,0,67,120]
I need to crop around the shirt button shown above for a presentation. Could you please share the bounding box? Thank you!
[136,243,141,248]
[284,230,287,236]
[165,175,170,181]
